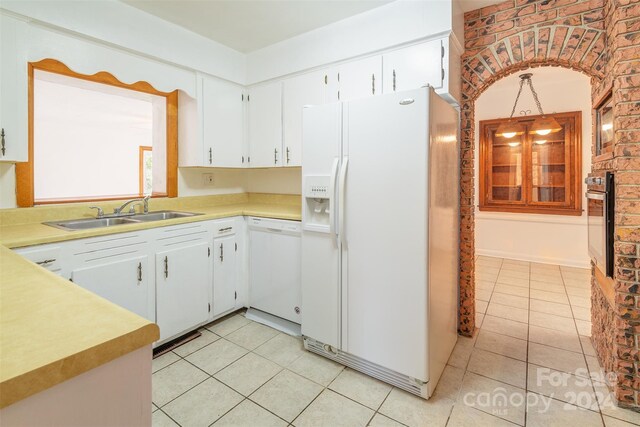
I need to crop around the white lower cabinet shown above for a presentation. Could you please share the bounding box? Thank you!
[212,233,237,317]
[72,255,151,322]
[156,240,211,342]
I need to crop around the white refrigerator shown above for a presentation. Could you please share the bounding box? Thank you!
[301,87,459,399]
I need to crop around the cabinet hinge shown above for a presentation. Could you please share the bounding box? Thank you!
[235,242,238,251]
[441,45,445,58]
[324,75,327,84]
[248,156,251,163]
[242,93,244,101]
[235,291,237,300]
[337,90,340,100]
[442,68,445,81]
[242,156,245,163]
[208,247,211,257]
[247,94,250,101]
[208,303,211,313]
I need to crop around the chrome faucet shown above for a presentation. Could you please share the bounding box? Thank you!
[113,195,150,216]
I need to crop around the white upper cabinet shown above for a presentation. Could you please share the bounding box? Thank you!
[248,81,283,167]
[202,75,246,167]
[382,40,443,93]
[0,14,28,162]
[335,56,382,102]
[282,70,324,167]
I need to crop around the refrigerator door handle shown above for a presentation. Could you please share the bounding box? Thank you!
[338,156,349,248]
[329,157,340,242]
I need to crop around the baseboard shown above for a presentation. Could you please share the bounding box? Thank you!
[477,248,591,269]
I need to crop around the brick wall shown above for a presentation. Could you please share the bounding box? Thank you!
[461,0,640,408]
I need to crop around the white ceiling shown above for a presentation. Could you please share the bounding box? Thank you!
[121,0,394,53]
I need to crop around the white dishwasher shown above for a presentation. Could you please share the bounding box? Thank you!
[248,217,302,332]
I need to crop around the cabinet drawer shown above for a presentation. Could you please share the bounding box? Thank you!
[213,219,236,237]
[14,245,62,272]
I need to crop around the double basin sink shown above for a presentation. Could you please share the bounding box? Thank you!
[44,210,202,231]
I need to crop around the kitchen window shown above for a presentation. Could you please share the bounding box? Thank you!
[16,59,177,207]
[479,111,582,216]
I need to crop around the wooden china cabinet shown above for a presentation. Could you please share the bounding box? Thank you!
[479,111,582,215]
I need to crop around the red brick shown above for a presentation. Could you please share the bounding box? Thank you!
[495,41,513,68]
[617,32,640,49]
[617,171,640,185]
[616,130,640,144]
[615,46,640,63]
[480,48,503,74]
[464,9,481,21]
[538,0,579,11]
[522,30,536,61]
[615,116,640,131]
[616,242,639,256]
[509,35,524,62]
[558,1,593,17]
[618,74,640,89]
[549,26,570,59]
[480,0,515,17]
[584,8,606,23]
[465,34,497,49]
[572,29,599,62]
[496,4,535,22]
[617,102,640,116]
[618,227,640,244]
[478,20,516,37]
[560,27,586,62]
[519,9,558,25]
[537,27,551,59]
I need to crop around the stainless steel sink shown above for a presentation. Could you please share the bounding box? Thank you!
[44,217,139,231]
[43,211,202,231]
[128,210,201,222]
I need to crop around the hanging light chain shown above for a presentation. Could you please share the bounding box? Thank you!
[526,77,545,116]
[509,77,526,119]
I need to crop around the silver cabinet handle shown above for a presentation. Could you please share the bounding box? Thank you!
[137,262,142,284]
[219,243,224,262]
[1,128,5,156]
[209,147,212,164]
[392,70,396,91]
[164,256,168,278]
[372,74,375,95]
[286,147,290,164]
[274,148,278,164]
[36,258,56,266]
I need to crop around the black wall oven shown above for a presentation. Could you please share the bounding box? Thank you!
[586,172,614,277]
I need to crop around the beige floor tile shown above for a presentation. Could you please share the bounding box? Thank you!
[603,415,639,426]
[496,276,530,288]
[457,372,525,425]
[569,294,592,308]
[476,312,485,328]
[527,364,599,410]
[498,269,529,279]
[586,356,608,383]
[581,336,597,357]
[163,378,243,427]
[573,306,591,321]
[185,338,248,375]
[214,352,282,396]
[562,269,591,279]
[526,393,603,427]
[477,272,499,282]
[565,277,592,289]
[467,348,526,388]
[566,286,591,298]
[476,265,501,275]
[529,299,573,318]
[433,364,465,401]
[226,322,280,350]
[293,389,374,427]
[481,314,528,340]
[475,329,527,361]
[593,381,640,425]
[576,319,592,336]
[152,403,158,412]
[173,329,220,357]
[152,410,179,427]
[490,293,529,309]
[476,299,488,314]
[494,284,529,297]
[528,342,588,376]
[288,352,344,386]
[486,302,529,323]
[328,368,392,410]
[447,403,517,427]
[530,280,566,293]
[501,260,530,269]
[379,388,454,427]
[477,280,496,292]
[152,351,180,373]
[530,274,563,285]
[367,413,404,427]
[528,325,582,353]
[254,333,306,367]
[213,399,287,427]
[476,288,493,302]
[152,359,209,406]
[250,370,323,422]
[530,289,569,304]
[529,311,577,333]
[207,314,250,336]
[447,335,476,369]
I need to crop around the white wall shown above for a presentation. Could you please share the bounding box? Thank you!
[474,67,592,267]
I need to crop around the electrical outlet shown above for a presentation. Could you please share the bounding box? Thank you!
[202,173,214,185]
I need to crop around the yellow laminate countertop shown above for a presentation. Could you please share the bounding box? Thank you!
[0,193,301,409]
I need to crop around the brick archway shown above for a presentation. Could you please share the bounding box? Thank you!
[458,20,606,336]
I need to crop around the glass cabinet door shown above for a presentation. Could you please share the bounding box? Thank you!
[488,128,524,203]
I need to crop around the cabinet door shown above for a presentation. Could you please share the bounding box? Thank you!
[71,255,152,321]
[282,71,324,167]
[212,234,237,317]
[337,56,382,102]
[248,81,282,167]
[0,14,27,162]
[249,229,301,323]
[382,40,443,93]
[156,241,211,341]
[202,76,245,167]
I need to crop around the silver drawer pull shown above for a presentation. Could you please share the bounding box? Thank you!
[36,259,56,266]
[266,228,282,233]
[218,227,233,233]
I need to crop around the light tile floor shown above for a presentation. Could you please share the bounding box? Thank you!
[152,257,640,427]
